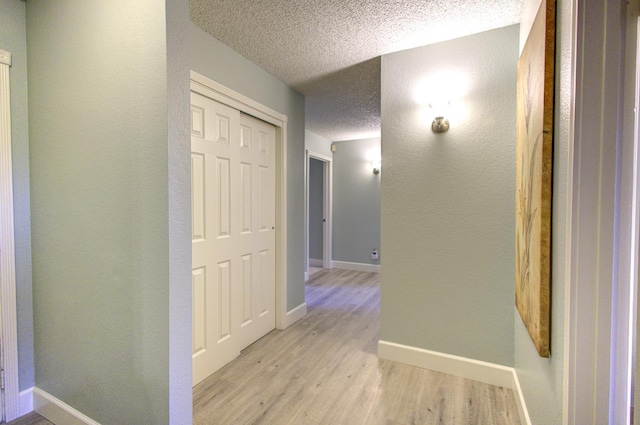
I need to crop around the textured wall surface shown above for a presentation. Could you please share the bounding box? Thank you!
[190,23,306,311]
[0,0,34,392]
[27,1,191,423]
[305,129,333,158]
[332,138,381,266]
[308,158,324,261]
[513,0,567,422]
[166,0,193,422]
[380,25,518,366]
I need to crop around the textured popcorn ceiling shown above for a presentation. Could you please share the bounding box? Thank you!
[190,0,524,141]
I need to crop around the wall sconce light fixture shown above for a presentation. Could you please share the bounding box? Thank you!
[371,159,381,175]
[430,100,450,133]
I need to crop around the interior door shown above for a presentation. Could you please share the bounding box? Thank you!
[191,92,276,386]
[237,113,276,348]
[191,92,241,385]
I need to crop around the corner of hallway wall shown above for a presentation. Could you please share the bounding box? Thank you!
[0,0,35,392]
[27,1,191,423]
[189,22,306,311]
[379,25,518,367]
[332,138,381,266]
[167,0,193,423]
[305,129,333,158]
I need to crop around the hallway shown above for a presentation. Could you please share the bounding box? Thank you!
[193,268,520,424]
[9,269,520,424]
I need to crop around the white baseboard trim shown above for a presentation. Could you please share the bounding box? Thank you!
[378,341,531,424]
[511,368,532,425]
[309,258,323,267]
[331,260,380,273]
[378,340,513,387]
[33,387,101,425]
[19,387,33,417]
[283,302,307,328]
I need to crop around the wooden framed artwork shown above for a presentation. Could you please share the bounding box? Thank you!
[515,0,556,358]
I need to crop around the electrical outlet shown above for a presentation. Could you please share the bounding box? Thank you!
[371,249,379,260]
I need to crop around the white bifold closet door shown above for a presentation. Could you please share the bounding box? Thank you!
[191,91,276,386]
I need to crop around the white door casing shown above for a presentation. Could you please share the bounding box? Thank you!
[0,48,20,422]
[563,0,638,423]
[191,93,277,386]
[305,150,333,279]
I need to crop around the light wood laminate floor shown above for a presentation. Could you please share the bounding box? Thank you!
[194,268,521,425]
[7,412,53,425]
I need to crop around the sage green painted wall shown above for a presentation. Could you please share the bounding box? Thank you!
[308,158,324,261]
[332,138,381,266]
[166,0,193,421]
[0,0,35,392]
[190,23,306,311]
[305,129,333,158]
[27,1,192,423]
[380,26,518,366]
[512,0,569,422]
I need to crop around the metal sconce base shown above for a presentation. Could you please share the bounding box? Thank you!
[432,117,450,133]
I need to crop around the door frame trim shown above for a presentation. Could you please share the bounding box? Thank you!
[190,70,289,330]
[0,48,21,422]
[305,150,333,278]
[562,0,637,422]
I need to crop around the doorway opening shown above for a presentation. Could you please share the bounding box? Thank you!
[305,150,332,280]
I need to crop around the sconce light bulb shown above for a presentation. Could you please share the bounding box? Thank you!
[371,159,381,175]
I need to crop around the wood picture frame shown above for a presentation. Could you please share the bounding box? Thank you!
[515,0,556,358]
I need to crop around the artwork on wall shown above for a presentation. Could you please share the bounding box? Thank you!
[515,0,556,358]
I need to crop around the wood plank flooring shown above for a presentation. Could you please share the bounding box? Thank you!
[193,268,521,425]
[7,412,52,425]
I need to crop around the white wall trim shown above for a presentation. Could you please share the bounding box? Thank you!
[378,341,531,425]
[512,369,532,425]
[309,258,323,267]
[305,149,333,278]
[332,260,380,273]
[19,387,33,418]
[0,49,11,67]
[34,387,100,425]
[632,15,640,425]
[0,47,20,422]
[614,6,640,425]
[190,72,287,127]
[563,0,632,423]
[283,302,307,328]
[190,70,289,330]
[378,341,513,388]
